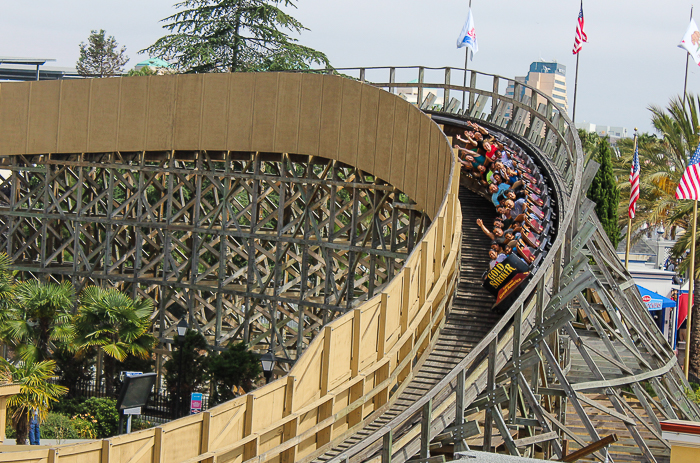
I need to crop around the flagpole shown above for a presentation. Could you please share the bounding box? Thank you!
[684,6,694,108]
[462,0,472,113]
[684,198,698,379]
[462,48,470,113]
[572,52,580,123]
[625,131,638,270]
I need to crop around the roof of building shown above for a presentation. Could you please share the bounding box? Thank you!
[0,56,55,65]
[136,58,171,69]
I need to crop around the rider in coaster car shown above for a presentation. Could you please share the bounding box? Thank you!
[488,249,508,270]
[476,218,505,243]
[489,182,510,206]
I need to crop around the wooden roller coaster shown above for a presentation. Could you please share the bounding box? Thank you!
[0,68,695,463]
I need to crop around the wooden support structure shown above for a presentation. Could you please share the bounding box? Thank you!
[561,434,618,462]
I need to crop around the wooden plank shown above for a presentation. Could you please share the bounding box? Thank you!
[145,74,176,151]
[227,72,255,152]
[27,80,61,154]
[201,73,231,149]
[318,75,343,161]
[356,84,380,174]
[373,90,395,182]
[513,431,559,447]
[0,81,30,155]
[251,72,278,153]
[561,434,618,463]
[57,79,90,153]
[117,76,149,151]
[173,73,204,150]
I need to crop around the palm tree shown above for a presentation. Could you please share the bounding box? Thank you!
[0,358,67,444]
[0,253,15,316]
[74,286,156,395]
[616,94,700,375]
[4,280,76,362]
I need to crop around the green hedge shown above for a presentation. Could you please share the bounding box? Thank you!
[7,398,156,442]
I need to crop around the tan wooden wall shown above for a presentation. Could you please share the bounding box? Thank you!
[0,73,452,219]
[0,73,460,463]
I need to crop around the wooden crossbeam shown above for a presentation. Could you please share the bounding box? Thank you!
[1,151,429,358]
[561,434,618,463]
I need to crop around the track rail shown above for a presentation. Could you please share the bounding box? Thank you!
[312,188,499,462]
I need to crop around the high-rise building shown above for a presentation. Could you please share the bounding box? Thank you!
[506,61,568,115]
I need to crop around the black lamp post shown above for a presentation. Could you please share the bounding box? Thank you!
[175,317,188,418]
[260,349,276,384]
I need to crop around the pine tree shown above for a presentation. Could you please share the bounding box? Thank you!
[142,0,329,73]
[76,30,129,77]
[587,137,621,248]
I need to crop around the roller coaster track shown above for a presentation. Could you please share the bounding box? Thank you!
[0,68,697,463]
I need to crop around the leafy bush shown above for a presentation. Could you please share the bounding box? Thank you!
[50,397,120,438]
[39,413,80,440]
[687,382,700,405]
[50,397,86,417]
[130,418,156,432]
[80,397,119,438]
[70,413,97,439]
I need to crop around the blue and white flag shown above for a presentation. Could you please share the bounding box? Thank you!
[456,8,478,59]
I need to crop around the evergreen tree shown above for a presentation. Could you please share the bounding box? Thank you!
[142,0,330,73]
[587,137,621,248]
[208,342,261,404]
[163,330,209,417]
[76,30,129,77]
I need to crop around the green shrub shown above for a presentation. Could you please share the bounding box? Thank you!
[51,397,86,416]
[70,413,97,439]
[130,418,156,432]
[687,386,700,405]
[79,397,119,438]
[41,413,80,440]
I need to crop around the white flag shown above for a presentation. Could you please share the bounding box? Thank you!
[679,19,700,66]
[456,8,478,59]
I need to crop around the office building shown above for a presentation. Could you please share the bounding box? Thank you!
[506,61,568,115]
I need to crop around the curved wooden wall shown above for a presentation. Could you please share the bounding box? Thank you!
[0,73,460,463]
[0,73,453,219]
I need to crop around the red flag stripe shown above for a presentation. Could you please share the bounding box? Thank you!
[572,5,588,55]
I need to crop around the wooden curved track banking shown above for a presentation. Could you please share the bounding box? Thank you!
[0,73,461,462]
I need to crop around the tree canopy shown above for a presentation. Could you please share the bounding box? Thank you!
[587,137,621,249]
[76,29,129,77]
[142,0,330,73]
[209,342,261,404]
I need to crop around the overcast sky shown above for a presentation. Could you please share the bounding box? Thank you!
[2,0,699,134]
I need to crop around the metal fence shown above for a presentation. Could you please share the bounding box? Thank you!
[55,378,211,423]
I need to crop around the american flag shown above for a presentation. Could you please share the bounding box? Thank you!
[572,3,588,55]
[676,142,700,199]
[629,140,640,218]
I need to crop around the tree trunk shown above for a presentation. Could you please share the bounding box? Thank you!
[104,354,116,397]
[39,318,50,361]
[230,2,242,72]
[14,413,28,445]
[690,278,700,379]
